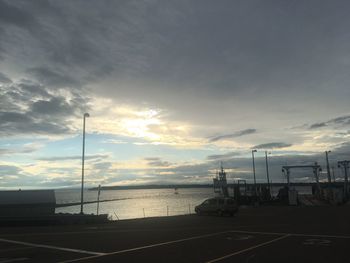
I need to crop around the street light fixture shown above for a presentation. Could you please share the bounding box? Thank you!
[80,113,90,214]
[325,150,332,183]
[252,149,257,197]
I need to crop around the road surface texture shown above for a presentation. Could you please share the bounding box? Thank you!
[0,206,349,262]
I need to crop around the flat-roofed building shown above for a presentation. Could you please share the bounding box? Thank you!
[0,190,56,217]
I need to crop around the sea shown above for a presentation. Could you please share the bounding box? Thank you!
[55,188,214,220]
[55,186,312,220]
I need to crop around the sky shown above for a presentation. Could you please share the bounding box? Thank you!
[1,0,350,189]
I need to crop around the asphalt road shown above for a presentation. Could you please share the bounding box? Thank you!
[0,206,349,262]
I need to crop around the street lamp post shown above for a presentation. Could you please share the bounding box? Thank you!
[265,151,271,195]
[252,149,257,197]
[325,151,332,183]
[80,113,90,214]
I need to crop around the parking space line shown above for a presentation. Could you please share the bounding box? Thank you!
[0,225,252,238]
[0,238,106,256]
[205,234,291,263]
[290,233,350,239]
[0,258,29,263]
[59,230,233,263]
[230,230,350,239]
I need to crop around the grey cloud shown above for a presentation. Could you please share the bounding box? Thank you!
[310,122,327,129]
[207,152,241,161]
[209,129,256,142]
[144,157,172,167]
[31,97,75,116]
[0,111,70,135]
[1,1,350,131]
[0,165,21,175]
[0,80,89,136]
[37,154,109,161]
[330,115,350,126]
[0,72,11,83]
[0,0,37,30]
[253,142,292,149]
[309,115,350,129]
[148,161,171,167]
[27,67,81,88]
[93,162,112,171]
[0,145,41,156]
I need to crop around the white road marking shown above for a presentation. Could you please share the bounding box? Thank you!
[230,230,350,239]
[0,224,256,238]
[0,238,106,256]
[59,230,234,263]
[205,234,291,263]
[302,238,331,246]
[0,258,29,263]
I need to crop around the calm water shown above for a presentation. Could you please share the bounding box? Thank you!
[55,188,214,220]
[55,186,312,220]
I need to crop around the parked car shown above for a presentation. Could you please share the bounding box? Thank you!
[195,197,238,216]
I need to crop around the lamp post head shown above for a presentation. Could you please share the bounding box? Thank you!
[84,113,90,118]
[252,149,257,153]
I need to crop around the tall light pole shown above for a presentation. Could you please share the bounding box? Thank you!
[80,113,90,214]
[252,149,257,197]
[265,151,271,194]
[325,150,331,184]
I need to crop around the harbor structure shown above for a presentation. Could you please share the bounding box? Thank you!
[0,190,56,217]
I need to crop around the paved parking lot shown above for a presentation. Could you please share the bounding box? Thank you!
[0,206,349,262]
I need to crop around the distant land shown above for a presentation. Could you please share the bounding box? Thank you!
[89,182,342,191]
[89,184,213,191]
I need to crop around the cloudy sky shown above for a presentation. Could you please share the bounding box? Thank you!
[1,0,350,189]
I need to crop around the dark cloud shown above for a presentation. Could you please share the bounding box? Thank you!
[37,154,109,161]
[209,129,256,142]
[309,115,350,129]
[31,97,75,116]
[27,67,81,88]
[144,157,172,167]
[1,1,350,188]
[0,0,37,30]
[309,122,327,129]
[0,72,11,83]
[330,115,350,126]
[207,152,241,161]
[0,80,89,136]
[253,142,292,149]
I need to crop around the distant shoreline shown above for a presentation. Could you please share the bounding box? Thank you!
[89,182,343,191]
[89,184,213,191]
